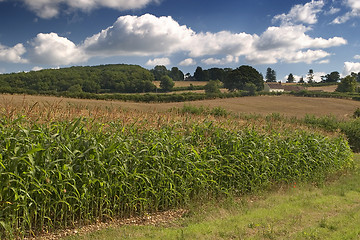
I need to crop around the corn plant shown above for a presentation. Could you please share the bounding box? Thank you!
[0,115,353,238]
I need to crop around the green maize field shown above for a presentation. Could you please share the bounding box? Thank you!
[0,115,354,239]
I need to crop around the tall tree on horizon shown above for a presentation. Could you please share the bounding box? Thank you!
[265,67,276,82]
[307,69,314,83]
[287,73,295,83]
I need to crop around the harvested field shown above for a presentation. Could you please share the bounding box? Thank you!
[153,81,207,88]
[1,94,360,119]
[307,85,338,92]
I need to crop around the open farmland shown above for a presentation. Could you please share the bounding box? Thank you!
[2,94,360,119]
[306,85,338,92]
[152,81,207,88]
[0,93,358,239]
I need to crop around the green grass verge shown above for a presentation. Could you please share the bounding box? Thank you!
[65,154,360,240]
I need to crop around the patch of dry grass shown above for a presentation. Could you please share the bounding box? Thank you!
[2,94,359,119]
[153,81,207,88]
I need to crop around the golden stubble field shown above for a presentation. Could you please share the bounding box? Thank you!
[1,94,360,119]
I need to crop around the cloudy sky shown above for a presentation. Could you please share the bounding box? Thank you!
[0,0,360,81]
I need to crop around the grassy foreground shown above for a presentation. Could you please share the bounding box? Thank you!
[65,154,360,240]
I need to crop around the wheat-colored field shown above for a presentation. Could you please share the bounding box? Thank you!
[153,81,207,88]
[306,85,338,92]
[2,94,360,119]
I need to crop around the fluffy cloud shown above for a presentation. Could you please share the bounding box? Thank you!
[201,55,239,65]
[83,14,195,56]
[332,0,360,24]
[248,25,346,64]
[146,57,170,66]
[273,0,325,25]
[255,25,346,51]
[354,55,360,59]
[19,0,160,18]
[179,58,196,66]
[343,62,360,76]
[82,14,345,65]
[0,43,27,63]
[0,13,346,67]
[188,31,255,57]
[31,66,43,71]
[29,33,88,65]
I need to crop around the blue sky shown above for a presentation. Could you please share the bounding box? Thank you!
[0,0,360,82]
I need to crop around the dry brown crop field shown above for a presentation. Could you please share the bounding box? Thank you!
[153,81,207,88]
[1,94,360,119]
[306,85,338,92]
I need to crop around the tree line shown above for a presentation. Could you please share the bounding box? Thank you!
[0,63,359,96]
[0,64,157,94]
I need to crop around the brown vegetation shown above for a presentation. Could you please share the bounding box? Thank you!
[2,94,360,119]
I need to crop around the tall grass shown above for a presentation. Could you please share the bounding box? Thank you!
[0,115,353,238]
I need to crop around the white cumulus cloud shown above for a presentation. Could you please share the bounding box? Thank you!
[83,14,195,56]
[29,32,88,65]
[273,0,325,25]
[343,62,360,76]
[146,57,170,66]
[2,13,347,67]
[201,55,239,65]
[247,24,346,64]
[0,43,27,63]
[19,0,160,18]
[31,66,43,71]
[332,0,360,24]
[179,58,196,66]
[188,31,256,58]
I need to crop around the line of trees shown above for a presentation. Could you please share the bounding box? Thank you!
[0,64,157,94]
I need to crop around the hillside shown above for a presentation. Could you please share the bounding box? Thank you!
[0,64,156,94]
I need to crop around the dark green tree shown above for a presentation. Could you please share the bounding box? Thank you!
[151,65,169,81]
[336,75,357,92]
[244,82,257,96]
[160,75,175,92]
[322,71,340,83]
[287,73,295,83]
[169,67,184,81]
[206,68,226,82]
[67,84,83,93]
[265,67,276,82]
[299,76,305,83]
[204,80,221,95]
[307,69,314,83]
[194,66,209,81]
[224,65,264,91]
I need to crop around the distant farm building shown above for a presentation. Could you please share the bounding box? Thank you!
[264,83,305,93]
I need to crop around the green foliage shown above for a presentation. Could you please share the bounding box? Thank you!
[169,67,184,81]
[244,82,257,96]
[339,119,360,152]
[336,75,357,93]
[224,65,264,92]
[204,80,221,95]
[194,67,209,81]
[0,116,353,238]
[300,114,360,152]
[322,71,340,83]
[265,67,276,82]
[354,108,360,118]
[307,69,314,83]
[67,84,83,93]
[287,73,295,83]
[150,65,168,81]
[160,75,175,92]
[0,64,156,94]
